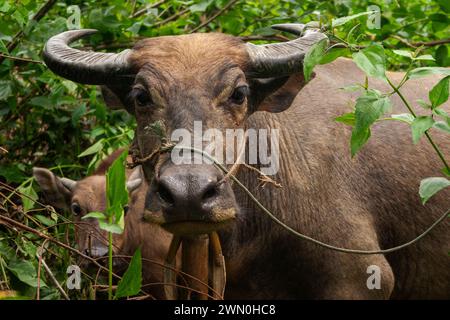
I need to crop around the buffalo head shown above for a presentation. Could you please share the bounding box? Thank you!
[43,25,326,235]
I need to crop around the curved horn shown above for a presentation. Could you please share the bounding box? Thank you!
[60,177,77,192]
[43,29,132,85]
[245,24,328,78]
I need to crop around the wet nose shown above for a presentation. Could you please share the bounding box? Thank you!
[155,165,223,218]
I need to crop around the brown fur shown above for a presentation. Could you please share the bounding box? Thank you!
[58,32,450,299]
[34,152,176,299]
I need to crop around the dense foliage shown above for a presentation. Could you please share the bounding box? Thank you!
[0,0,448,299]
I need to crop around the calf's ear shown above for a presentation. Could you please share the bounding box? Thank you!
[249,73,308,113]
[32,167,75,210]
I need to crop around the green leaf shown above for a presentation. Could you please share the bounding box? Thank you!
[7,260,47,288]
[339,84,364,92]
[35,214,56,227]
[17,183,37,213]
[331,11,373,27]
[351,90,392,156]
[419,177,450,204]
[408,67,450,79]
[351,127,371,157]
[392,49,412,59]
[189,0,212,13]
[98,221,123,234]
[82,211,106,220]
[414,54,435,61]
[78,140,104,158]
[442,167,450,178]
[416,99,431,109]
[352,44,387,80]
[335,112,355,126]
[72,103,87,126]
[320,48,350,65]
[115,248,142,299]
[0,80,13,101]
[411,116,435,144]
[303,38,328,82]
[433,121,450,134]
[429,76,449,109]
[106,150,128,220]
[391,113,415,124]
[435,45,449,67]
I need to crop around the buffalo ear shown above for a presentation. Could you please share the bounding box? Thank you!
[100,85,135,114]
[249,73,308,113]
[32,167,74,210]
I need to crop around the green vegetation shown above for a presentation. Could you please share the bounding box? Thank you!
[0,0,449,299]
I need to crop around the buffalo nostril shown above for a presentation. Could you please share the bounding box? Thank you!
[202,184,219,201]
[157,183,175,206]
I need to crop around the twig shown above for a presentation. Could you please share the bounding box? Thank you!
[40,259,70,301]
[242,163,282,188]
[0,53,43,64]
[190,0,240,33]
[0,0,57,65]
[390,35,450,48]
[153,8,190,27]
[386,77,450,172]
[412,38,450,47]
[132,0,169,18]
[0,214,121,280]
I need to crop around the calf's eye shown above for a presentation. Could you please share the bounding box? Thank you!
[229,86,248,105]
[123,205,129,215]
[71,203,82,216]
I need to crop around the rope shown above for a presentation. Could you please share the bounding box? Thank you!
[161,145,449,255]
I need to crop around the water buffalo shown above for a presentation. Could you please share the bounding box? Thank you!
[33,150,175,299]
[42,25,449,299]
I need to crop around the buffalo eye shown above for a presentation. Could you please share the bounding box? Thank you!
[229,86,248,105]
[134,89,152,107]
[71,203,82,216]
[123,205,129,216]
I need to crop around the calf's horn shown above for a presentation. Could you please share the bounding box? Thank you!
[43,29,132,85]
[245,23,328,78]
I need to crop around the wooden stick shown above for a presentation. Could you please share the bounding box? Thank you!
[163,235,181,300]
[209,232,226,299]
[181,234,209,300]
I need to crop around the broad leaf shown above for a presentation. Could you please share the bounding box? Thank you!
[429,76,449,109]
[82,211,106,220]
[320,48,350,65]
[17,183,37,213]
[433,121,450,134]
[419,177,450,204]
[411,116,434,144]
[98,221,123,234]
[414,54,435,61]
[335,112,356,126]
[351,90,392,156]
[7,260,47,288]
[115,248,142,299]
[303,38,328,82]
[106,150,128,226]
[393,49,412,59]
[331,11,374,27]
[78,140,104,158]
[391,113,415,124]
[352,44,387,80]
[408,67,450,79]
